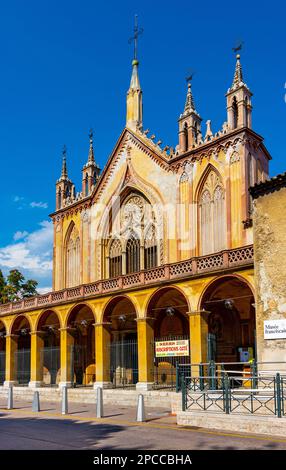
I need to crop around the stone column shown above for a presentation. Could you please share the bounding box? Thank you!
[29,331,45,388]
[59,327,76,388]
[188,310,210,377]
[93,322,112,389]
[136,317,155,391]
[4,334,19,387]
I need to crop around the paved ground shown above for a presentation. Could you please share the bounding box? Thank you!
[0,399,286,450]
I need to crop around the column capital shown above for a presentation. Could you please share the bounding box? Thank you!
[5,334,19,339]
[187,310,211,317]
[59,327,77,333]
[29,330,46,336]
[93,322,112,327]
[135,317,154,323]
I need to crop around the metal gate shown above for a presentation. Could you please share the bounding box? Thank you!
[0,351,5,384]
[152,335,190,389]
[15,349,30,385]
[207,333,216,361]
[71,345,95,387]
[41,347,60,386]
[109,339,138,388]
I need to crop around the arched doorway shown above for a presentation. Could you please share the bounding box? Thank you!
[11,315,31,385]
[0,321,6,384]
[200,276,255,364]
[37,310,60,386]
[67,305,95,387]
[103,296,138,388]
[147,287,190,388]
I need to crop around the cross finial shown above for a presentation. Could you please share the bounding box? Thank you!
[128,14,143,62]
[89,128,93,144]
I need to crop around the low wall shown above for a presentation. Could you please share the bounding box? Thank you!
[0,386,180,411]
[177,411,286,437]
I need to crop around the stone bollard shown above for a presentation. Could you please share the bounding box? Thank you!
[136,394,146,422]
[62,386,68,415]
[7,386,13,410]
[96,387,103,418]
[32,391,40,412]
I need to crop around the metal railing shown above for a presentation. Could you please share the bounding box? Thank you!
[176,361,286,392]
[182,372,286,418]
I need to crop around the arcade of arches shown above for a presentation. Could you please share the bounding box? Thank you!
[0,273,256,389]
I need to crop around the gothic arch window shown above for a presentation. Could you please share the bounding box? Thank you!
[144,225,157,270]
[194,121,198,144]
[126,234,140,274]
[247,153,254,214]
[184,122,188,151]
[66,224,80,288]
[109,239,122,278]
[198,170,226,255]
[85,173,89,196]
[232,97,238,129]
[103,191,161,278]
[257,159,264,183]
[57,189,62,209]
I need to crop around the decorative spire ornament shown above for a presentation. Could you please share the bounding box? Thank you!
[88,128,95,164]
[61,145,68,180]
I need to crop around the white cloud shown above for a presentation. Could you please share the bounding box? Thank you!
[30,201,48,209]
[13,231,29,241]
[0,221,53,284]
[13,196,25,203]
[37,287,52,295]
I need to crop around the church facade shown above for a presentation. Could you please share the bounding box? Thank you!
[0,53,271,389]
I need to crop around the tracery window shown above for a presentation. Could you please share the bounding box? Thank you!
[109,239,122,278]
[126,234,140,274]
[106,192,160,278]
[199,170,226,255]
[144,225,157,270]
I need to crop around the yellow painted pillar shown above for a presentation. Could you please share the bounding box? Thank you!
[29,331,45,388]
[94,322,111,388]
[59,327,75,388]
[4,334,18,386]
[188,310,210,377]
[136,318,154,390]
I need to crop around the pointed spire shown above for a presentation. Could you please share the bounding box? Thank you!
[231,54,244,89]
[129,59,141,90]
[184,82,196,114]
[60,145,68,180]
[88,128,95,164]
[126,15,143,130]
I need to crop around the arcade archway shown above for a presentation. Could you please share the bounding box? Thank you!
[37,310,61,386]
[67,304,95,386]
[103,296,138,387]
[200,276,255,364]
[147,287,190,388]
[11,315,31,385]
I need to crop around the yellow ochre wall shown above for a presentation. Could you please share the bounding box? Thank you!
[52,127,267,291]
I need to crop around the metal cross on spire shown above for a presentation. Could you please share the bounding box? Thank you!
[128,14,143,61]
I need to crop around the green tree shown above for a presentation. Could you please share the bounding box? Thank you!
[0,270,6,304]
[0,269,38,303]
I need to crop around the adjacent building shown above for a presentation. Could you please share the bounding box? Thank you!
[251,173,286,370]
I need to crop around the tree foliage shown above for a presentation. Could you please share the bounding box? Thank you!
[0,269,38,304]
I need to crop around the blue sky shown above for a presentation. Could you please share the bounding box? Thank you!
[0,0,285,291]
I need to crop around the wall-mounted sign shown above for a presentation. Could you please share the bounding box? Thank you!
[155,340,189,357]
[264,319,286,339]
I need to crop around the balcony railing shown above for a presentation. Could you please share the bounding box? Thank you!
[0,245,253,316]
